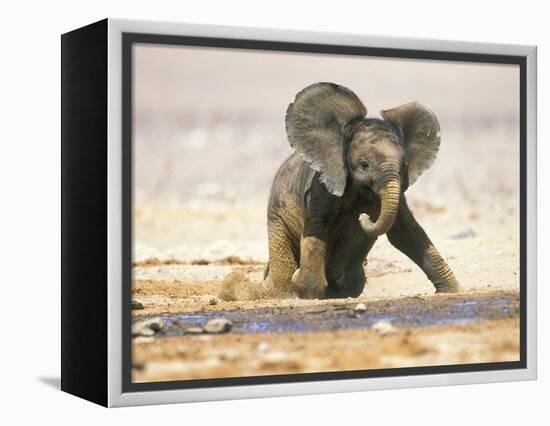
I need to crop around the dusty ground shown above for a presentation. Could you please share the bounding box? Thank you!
[130,49,521,383]
[131,188,521,383]
[130,123,520,382]
[133,316,519,382]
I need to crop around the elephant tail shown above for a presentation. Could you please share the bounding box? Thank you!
[218,270,263,301]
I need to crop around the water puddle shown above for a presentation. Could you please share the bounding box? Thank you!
[134,293,519,336]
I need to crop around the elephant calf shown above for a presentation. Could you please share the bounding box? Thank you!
[220,82,460,300]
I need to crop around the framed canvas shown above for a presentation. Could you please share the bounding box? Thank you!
[61,18,537,407]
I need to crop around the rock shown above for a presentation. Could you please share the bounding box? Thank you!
[132,317,164,336]
[353,303,367,314]
[450,227,476,240]
[208,297,218,306]
[131,299,144,310]
[256,342,270,352]
[372,321,399,336]
[132,323,154,337]
[184,326,204,334]
[147,318,164,332]
[203,318,233,334]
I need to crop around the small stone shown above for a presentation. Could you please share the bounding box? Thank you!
[208,297,218,306]
[185,326,204,334]
[203,318,233,334]
[132,323,154,337]
[146,318,164,332]
[257,342,270,352]
[372,321,399,336]
[450,227,476,240]
[132,326,154,337]
[353,303,367,314]
[132,317,164,336]
[131,299,144,310]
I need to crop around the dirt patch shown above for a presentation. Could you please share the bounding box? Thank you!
[132,318,519,382]
[131,283,520,383]
[129,57,521,385]
[131,261,519,318]
[133,255,265,268]
[134,290,519,333]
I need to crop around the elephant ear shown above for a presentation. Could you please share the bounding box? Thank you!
[381,102,441,186]
[286,83,367,196]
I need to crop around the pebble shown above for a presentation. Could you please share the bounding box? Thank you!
[132,317,164,336]
[353,303,367,314]
[133,326,155,337]
[372,321,399,336]
[257,342,270,352]
[147,318,165,332]
[131,299,144,310]
[450,227,476,240]
[203,318,233,334]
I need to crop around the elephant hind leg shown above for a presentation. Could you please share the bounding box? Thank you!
[218,223,298,301]
[218,270,260,301]
[263,223,300,299]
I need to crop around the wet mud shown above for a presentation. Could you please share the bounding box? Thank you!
[135,291,519,336]
[132,289,520,382]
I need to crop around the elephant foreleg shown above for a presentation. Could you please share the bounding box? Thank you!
[292,235,329,299]
[387,195,461,293]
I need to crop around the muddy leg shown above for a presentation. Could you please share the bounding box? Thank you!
[293,182,340,299]
[263,223,299,299]
[292,235,329,299]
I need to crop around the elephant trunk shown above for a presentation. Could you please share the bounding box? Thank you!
[360,179,401,237]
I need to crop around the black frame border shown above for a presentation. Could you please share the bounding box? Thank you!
[61,19,109,406]
[122,33,527,394]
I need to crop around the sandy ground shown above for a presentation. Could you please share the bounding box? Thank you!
[130,49,521,383]
[130,122,520,383]
[131,155,521,382]
[133,317,519,382]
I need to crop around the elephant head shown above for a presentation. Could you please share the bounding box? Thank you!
[285,82,441,238]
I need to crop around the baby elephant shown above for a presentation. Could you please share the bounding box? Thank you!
[222,82,460,300]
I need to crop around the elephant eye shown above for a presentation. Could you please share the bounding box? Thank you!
[359,160,369,171]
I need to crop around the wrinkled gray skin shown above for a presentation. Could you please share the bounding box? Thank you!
[222,82,461,300]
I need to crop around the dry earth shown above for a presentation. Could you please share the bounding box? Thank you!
[131,156,521,382]
[130,50,521,383]
[132,318,519,383]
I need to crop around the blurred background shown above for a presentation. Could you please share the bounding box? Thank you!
[132,43,520,289]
